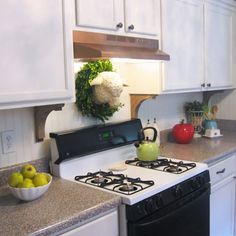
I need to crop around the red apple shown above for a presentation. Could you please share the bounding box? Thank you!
[172,120,194,144]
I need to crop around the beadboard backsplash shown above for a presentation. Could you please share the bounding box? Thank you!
[0,108,49,168]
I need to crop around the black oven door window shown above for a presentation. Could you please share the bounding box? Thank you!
[128,187,210,236]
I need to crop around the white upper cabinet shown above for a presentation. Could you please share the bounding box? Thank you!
[160,0,235,93]
[75,0,160,38]
[205,2,233,89]
[161,0,204,92]
[0,1,74,109]
[75,0,123,31]
[124,0,159,36]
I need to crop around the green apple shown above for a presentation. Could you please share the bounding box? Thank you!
[33,173,48,187]
[23,178,33,183]
[20,164,37,179]
[17,179,35,188]
[8,172,24,187]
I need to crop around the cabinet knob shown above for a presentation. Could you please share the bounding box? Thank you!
[201,83,206,88]
[128,24,135,30]
[207,83,211,87]
[116,22,123,28]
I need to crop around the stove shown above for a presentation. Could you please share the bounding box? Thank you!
[49,119,210,236]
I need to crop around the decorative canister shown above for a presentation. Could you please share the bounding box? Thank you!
[204,120,217,130]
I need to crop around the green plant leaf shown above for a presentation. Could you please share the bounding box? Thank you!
[75,60,123,122]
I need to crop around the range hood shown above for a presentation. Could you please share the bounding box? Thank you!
[73,31,170,61]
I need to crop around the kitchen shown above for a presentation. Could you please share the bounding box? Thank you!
[0,0,236,235]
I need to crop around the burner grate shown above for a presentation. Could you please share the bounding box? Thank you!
[125,158,196,174]
[74,171,154,195]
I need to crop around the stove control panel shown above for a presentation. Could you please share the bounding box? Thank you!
[50,118,142,164]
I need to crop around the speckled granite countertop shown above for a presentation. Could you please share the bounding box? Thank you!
[0,177,121,236]
[160,129,236,166]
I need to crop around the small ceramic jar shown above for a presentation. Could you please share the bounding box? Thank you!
[204,120,217,130]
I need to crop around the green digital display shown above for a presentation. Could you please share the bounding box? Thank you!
[101,132,110,139]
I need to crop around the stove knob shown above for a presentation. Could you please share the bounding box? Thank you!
[145,199,155,214]
[155,194,163,208]
[191,178,200,189]
[173,185,182,198]
[136,204,145,216]
[197,176,204,186]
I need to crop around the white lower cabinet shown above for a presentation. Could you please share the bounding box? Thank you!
[60,209,119,236]
[209,155,236,236]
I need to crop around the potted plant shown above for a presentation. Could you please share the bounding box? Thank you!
[185,101,205,137]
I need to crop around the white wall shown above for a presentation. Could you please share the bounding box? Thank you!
[210,89,236,120]
[138,92,202,129]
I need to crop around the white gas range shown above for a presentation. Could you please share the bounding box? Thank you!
[50,119,210,236]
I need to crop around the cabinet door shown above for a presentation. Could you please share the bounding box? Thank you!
[75,0,123,31]
[61,210,119,236]
[205,3,233,89]
[124,0,160,37]
[161,0,204,92]
[210,176,235,236]
[0,1,74,109]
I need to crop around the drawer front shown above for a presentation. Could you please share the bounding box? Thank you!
[209,155,236,186]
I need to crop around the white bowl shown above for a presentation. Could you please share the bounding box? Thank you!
[8,174,52,201]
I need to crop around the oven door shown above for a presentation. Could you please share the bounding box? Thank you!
[128,185,210,236]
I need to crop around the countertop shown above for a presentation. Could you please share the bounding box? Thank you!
[160,129,236,166]
[0,178,121,236]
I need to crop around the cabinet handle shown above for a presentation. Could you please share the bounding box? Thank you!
[207,83,211,87]
[216,168,226,174]
[201,83,206,87]
[128,24,135,30]
[116,22,123,28]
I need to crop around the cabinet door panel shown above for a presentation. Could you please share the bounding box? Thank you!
[0,0,74,108]
[205,3,233,88]
[75,0,123,31]
[124,0,160,36]
[210,176,235,236]
[62,210,119,236]
[161,0,204,91]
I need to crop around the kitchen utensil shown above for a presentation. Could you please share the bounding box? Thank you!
[134,127,159,161]
[211,105,218,120]
[204,120,218,130]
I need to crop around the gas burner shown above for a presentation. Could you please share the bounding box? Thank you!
[165,165,182,173]
[74,171,154,195]
[139,161,155,167]
[91,176,107,184]
[125,157,196,174]
[119,184,138,192]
